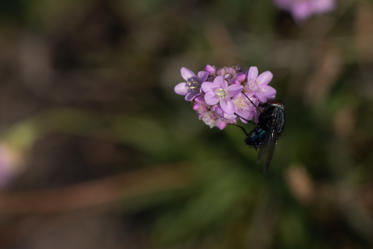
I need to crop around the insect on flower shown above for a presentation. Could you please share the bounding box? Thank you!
[235,94,285,171]
[174,65,284,170]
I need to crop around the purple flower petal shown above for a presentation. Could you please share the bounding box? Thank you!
[213,105,224,117]
[312,0,335,12]
[262,85,276,99]
[203,77,221,91]
[201,82,214,93]
[193,103,200,111]
[198,71,209,82]
[205,65,216,74]
[255,92,268,103]
[257,71,273,85]
[224,113,236,120]
[185,91,201,101]
[184,92,194,101]
[205,91,219,105]
[220,99,235,114]
[247,66,259,82]
[236,111,250,123]
[180,67,195,81]
[221,78,228,89]
[216,120,226,130]
[174,82,188,95]
[254,85,276,103]
[194,96,204,104]
[227,84,243,97]
[214,76,225,88]
[292,2,312,20]
[233,73,246,84]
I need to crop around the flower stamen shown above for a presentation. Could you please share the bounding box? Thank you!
[234,96,246,110]
[187,77,201,90]
[216,88,227,98]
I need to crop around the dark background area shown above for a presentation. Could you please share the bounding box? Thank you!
[0,0,372,248]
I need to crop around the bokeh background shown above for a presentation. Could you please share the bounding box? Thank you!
[0,0,372,248]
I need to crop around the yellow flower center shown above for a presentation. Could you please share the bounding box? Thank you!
[216,88,227,98]
[234,96,246,110]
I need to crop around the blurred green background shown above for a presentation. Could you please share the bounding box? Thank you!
[0,0,372,248]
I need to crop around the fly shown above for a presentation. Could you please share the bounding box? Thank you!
[235,94,285,171]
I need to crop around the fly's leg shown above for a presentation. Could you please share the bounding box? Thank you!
[242,92,259,110]
[234,112,253,124]
[231,124,250,137]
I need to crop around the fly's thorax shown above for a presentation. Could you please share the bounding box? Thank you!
[262,101,284,110]
[257,102,285,134]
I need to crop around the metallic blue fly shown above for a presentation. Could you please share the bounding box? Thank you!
[235,94,285,171]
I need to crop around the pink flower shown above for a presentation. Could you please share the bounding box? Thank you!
[201,76,243,115]
[245,66,276,103]
[174,67,209,101]
[274,0,335,21]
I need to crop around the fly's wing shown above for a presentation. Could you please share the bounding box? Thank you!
[263,132,277,172]
[256,131,277,172]
[257,107,284,172]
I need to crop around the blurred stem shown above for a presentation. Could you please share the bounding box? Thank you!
[0,164,192,215]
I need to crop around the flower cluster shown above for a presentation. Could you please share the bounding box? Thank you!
[174,65,276,130]
[273,0,335,21]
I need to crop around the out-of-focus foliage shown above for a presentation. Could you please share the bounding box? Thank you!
[0,0,372,248]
